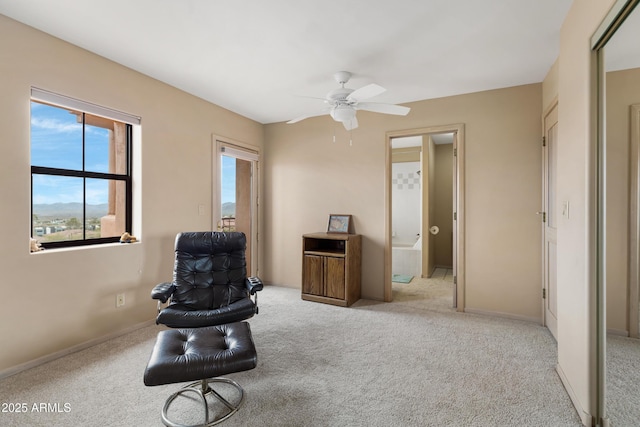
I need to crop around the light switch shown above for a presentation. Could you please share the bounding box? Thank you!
[198,204,206,216]
[562,201,569,219]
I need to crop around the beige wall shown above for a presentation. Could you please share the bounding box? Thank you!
[426,136,436,276]
[391,146,420,163]
[433,143,453,268]
[555,0,616,423]
[0,15,263,373]
[264,83,543,321]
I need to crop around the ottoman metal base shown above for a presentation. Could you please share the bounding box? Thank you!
[162,377,245,427]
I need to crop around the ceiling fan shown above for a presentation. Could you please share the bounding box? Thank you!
[287,71,411,130]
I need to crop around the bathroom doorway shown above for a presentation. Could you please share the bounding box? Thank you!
[390,136,423,283]
[385,125,465,311]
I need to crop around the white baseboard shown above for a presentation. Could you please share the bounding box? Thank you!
[606,328,629,337]
[464,307,541,324]
[556,363,592,426]
[0,319,155,380]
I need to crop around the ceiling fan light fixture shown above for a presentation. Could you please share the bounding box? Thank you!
[287,71,406,129]
[330,105,356,122]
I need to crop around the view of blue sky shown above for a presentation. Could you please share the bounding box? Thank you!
[31,102,110,171]
[31,101,111,205]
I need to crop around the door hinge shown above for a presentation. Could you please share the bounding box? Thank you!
[454,148,457,156]
[543,288,546,299]
[542,136,546,147]
[453,276,457,285]
[453,212,457,221]
[537,211,546,223]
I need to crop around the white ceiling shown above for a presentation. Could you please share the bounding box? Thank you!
[0,0,573,125]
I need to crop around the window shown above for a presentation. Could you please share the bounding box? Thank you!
[30,88,139,248]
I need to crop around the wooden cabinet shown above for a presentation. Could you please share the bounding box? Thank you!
[302,233,361,307]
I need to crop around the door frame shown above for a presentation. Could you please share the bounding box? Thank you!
[384,124,465,310]
[541,99,559,338]
[213,135,260,276]
[628,104,640,338]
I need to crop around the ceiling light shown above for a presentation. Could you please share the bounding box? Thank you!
[330,105,356,123]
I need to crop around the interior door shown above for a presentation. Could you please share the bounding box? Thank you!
[543,104,559,339]
[452,132,458,308]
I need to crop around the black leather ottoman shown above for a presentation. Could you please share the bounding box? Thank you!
[144,322,257,427]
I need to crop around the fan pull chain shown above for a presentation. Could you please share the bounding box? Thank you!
[349,119,354,146]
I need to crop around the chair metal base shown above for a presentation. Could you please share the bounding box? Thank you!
[161,378,245,427]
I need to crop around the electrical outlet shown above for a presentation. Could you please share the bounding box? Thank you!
[116,293,125,308]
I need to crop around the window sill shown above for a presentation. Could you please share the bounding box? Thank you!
[30,241,140,255]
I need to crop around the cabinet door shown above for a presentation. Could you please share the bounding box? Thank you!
[324,256,345,300]
[303,255,324,296]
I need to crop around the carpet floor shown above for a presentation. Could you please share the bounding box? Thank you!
[0,274,602,426]
[393,268,640,426]
[392,267,455,314]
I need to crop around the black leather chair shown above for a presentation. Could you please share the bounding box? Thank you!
[151,231,263,328]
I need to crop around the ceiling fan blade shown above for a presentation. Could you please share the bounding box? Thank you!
[355,102,410,116]
[347,83,386,102]
[286,108,331,124]
[342,116,358,131]
[295,95,330,102]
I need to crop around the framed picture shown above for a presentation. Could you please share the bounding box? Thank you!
[327,214,351,234]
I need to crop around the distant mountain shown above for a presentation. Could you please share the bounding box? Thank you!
[33,203,109,219]
[33,202,236,219]
[222,202,236,217]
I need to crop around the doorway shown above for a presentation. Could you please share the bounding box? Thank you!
[385,124,465,311]
[215,138,259,276]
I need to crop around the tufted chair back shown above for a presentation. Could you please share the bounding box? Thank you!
[172,231,248,310]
